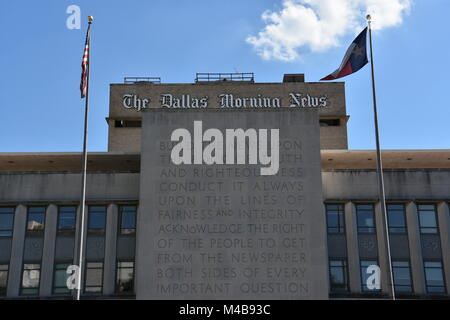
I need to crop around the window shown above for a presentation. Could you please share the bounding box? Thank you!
[360,260,380,292]
[114,120,142,128]
[387,204,407,234]
[424,261,446,294]
[84,262,103,293]
[116,261,134,294]
[319,119,340,127]
[0,207,15,237]
[119,205,137,235]
[0,264,8,296]
[57,206,77,232]
[88,206,106,233]
[329,259,348,293]
[356,204,376,233]
[21,263,40,295]
[417,204,439,234]
[53,263,71,295]
[325,204,345,234]
[392,261,413,293]
[27,207,46,232]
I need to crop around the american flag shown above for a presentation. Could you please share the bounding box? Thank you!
[80,24,91,98]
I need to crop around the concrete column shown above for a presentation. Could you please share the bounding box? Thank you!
[374,202,390,295]
[40,204,58,297]
[344,202,361,293]
[7,205,27,297]
[103,204,118,295]
[406,202,425,295]
[437,202,450,292]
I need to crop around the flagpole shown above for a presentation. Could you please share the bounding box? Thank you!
[366,14,395,300]
[75,16,93,301]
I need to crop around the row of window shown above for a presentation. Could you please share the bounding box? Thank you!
[1,203,441,238]
[2,259,446,297]
[326,203,442,235]
[0,204,137,297]
[0,261,134,296]
[329,259,447,295]
[0,205,137,237]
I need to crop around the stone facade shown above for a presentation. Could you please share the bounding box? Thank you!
[0,75,449,299]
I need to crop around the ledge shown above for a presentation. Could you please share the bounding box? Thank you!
[0,150,449,172]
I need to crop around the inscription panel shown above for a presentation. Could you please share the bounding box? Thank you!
[23,237,44,261]
[137,109,328,299]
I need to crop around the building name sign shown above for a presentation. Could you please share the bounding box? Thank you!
[122,93,328,111]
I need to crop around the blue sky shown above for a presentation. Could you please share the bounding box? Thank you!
[0,0,448,152]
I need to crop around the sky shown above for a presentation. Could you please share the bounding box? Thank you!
[0,0,449,152]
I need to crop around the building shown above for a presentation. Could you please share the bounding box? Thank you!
[0,73,449,299]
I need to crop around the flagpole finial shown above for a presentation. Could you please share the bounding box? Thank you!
[88,16,94,23]
[366,14,372,21]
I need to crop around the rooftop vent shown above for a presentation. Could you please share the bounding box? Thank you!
[283,74,305,83]
[195,73,254,83]
[124,77,161,84]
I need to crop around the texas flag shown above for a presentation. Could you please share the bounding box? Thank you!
[321,27,368,81]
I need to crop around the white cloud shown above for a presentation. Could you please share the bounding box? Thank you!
[247,0,412,61]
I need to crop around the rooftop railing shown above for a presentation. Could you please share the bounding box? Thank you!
[124,77,161,84]
[195,73,254,83]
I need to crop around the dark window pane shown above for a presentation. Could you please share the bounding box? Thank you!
[393,261,409,267]
[356,205,375,233]
[27,207,46,231]
[424,261,446,294]
[58,206,77,231]
[21,288,39,295]
[418,204,435,211]
[387,204,404,211]
[88,206,106,231]
[84,262,103,293]
[419,213,437,232]
[359,212,374,227]
[21,264,40,296]
[53,263,71,295]
[0,207,14,237]
[417,204,438,234]
[392,261,412,293]
[419,212,437,228]
[0,265,8,296]
[329,259,347,292]
[120,206,137,235]
[326,204,345,234]
[387,204,406,233]
[58,213,76,230]
[116,261,134,294]
[89,213,105,230]
[425,261,442,268]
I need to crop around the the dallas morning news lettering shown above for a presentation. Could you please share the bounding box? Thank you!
[121,93,328,110]
[122,94,150,111]
[170,121,279,176]
[161,94,209,108]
